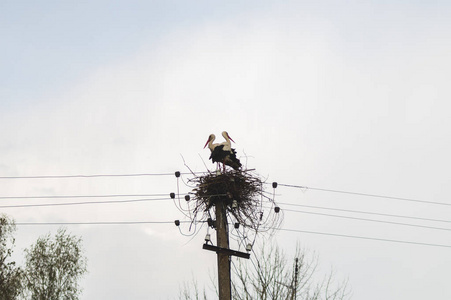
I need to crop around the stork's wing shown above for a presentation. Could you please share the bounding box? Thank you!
[210,145,226,163]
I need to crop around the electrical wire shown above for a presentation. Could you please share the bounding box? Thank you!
[279,202,451,224]
[0,193,228,209]
[15,220,191,225]
[0,172,205,179]
[283,208,451,232]
[276,183,451,207]
[5,174,450,250]
[274,227,451,249]
[13,219,451,249]
[0,193,168,200]
[0,197,171,208]
[172,177,191,219]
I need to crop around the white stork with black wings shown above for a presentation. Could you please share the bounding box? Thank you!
[204,131,242,171]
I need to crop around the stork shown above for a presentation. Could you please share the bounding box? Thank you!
[204,131,242,171]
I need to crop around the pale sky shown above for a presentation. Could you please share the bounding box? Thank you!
[2,1,451,299]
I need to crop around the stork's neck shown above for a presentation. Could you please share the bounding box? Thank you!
[222,131,231,145]
[208,134,216,151]
[219,132,232,152]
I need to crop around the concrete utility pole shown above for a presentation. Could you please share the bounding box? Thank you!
[215,199,232,300]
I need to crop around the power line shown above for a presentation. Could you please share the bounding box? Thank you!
[15,220,451,248]
[279,202,451,224]
[0,197,172,208]
[14,217,451,249]
[283,208,451,232]
[276,183,451,207]
[0,193,226,209]
[0,193,168,200]
[275,227,451,249]
[0,172,201,179]
[15,220,193,226]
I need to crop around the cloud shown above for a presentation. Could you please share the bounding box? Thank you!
[3,3,451,299]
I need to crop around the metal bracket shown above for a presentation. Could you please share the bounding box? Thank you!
[202,243,250,259]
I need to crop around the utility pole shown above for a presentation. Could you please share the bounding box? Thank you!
[199,172,254,299]
[292,258,299,300]
[215,199,232,300]
[202,190,251,299]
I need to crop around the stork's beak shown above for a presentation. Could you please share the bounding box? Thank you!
[227,133,235,143]
[203,137,210,149]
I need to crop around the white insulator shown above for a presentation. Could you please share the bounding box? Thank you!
[232,200,238,208]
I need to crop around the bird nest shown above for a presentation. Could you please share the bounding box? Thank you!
[189,170,265,230]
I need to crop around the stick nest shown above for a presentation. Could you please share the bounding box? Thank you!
[189,170,265,229]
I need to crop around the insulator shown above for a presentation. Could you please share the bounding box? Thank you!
[260,212,263,220]
[175,171,181,177]
[170,192,175,199]
[185,195,190,201]
[272,182,278,189]
[234,222,240,229]
[246,244,252,252]
[274,206,280,213]
[232,200,238,209]
[174,220,180,226]
[204,233,211,242]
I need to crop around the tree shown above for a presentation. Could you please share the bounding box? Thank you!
[22,228,88,300]
[0,214,23,300]
[178,278,208,300]
[179,240,350,300]
[231,240,350,300]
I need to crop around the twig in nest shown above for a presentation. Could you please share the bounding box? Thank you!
[188,170,275,231]
[180,154,196,176]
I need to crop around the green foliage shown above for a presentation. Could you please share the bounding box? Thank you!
[0,214,23,300]
[22,228,88,300]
